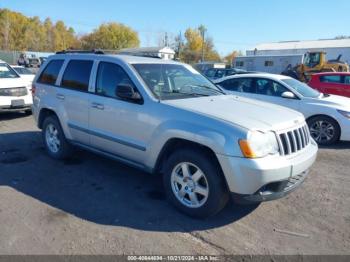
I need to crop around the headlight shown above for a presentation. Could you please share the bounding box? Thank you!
[337,110,350,119]
[239,131,279,158]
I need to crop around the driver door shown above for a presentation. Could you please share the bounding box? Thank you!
[88,61,150,164]
[249,78,301,111]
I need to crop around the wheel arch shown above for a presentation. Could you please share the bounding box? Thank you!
[38,108,58,129]
[306,114,341,139]
[154,138,223,176]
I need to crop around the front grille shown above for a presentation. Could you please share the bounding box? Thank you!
[277,124,310,156]
[0,87,28,97]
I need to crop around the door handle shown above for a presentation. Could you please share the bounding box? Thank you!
[56,94,65,100]
[91,102,104,110]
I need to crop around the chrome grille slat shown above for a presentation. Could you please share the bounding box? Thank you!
[299,128,305,148]
[285,133,292,155]
[278,124,310,156]
[290,131,297,153]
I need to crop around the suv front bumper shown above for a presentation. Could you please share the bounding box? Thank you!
[217,139,318,202]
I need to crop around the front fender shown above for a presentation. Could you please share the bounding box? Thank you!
[144,119,245,169]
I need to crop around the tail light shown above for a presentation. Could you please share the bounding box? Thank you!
[31,83,36,95]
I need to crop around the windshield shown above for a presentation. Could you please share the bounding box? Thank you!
[0,63,20,78]
[133,63,224,100]
[13,67,34,75]
[282,78,320,98]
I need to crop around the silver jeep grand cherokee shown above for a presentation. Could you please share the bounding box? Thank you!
[32,51,318,218]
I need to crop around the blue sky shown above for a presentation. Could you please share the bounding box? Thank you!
[1,0,349,55]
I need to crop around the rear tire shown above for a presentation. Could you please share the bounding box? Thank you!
[42,115,72,159]
[307,115,340,145]
[163,148,229,218]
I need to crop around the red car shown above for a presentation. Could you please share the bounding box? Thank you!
[308,72,350,98]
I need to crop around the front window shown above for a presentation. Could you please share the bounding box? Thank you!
[0,63,20,78]
[133,63,224,100]
[282,78,320,98]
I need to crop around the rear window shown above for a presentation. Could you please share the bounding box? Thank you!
[38,60,64,85]
[319,75,342,83]
[61,60,93,92]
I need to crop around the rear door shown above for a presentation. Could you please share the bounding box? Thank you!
[57,59,94,145]
[343,76,350,97]
[319,74,344,96]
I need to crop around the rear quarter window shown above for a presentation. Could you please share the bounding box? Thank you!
[61,60,93,92]
[319,75,342,83]
[38,60,64,85]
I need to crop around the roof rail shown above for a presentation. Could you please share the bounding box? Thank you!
[55,49,105,55]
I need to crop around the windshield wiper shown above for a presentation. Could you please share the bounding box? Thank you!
[158,90,210,97]
[184,84,225,95]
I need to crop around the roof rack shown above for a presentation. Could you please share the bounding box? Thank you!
[55,49,162,59]
[55,49,105,55]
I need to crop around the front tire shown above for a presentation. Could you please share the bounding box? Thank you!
[42,115,72,159]
[307,116,340,145]
[163,148,229,218]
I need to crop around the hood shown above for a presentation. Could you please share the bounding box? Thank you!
[0,77,29,89]
[163,95,304,131]
[304,94,350,111]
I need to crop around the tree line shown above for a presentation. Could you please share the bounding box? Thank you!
[0,8,240,64]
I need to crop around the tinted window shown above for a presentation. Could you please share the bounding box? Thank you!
[205,69,216,77]
[256,79,288,97]
[344,76,350,84]
[264,61,274,67]
[61,60,93,91]
[236,61,244,67]
[220,78,254,93]
[38,60,64,85]
[320,75,342,83]
[216,69,226,78]
[96,62,135,98]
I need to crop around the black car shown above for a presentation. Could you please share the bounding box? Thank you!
[204,68,248,80]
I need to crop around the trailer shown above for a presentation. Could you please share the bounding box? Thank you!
[233,54,303,74]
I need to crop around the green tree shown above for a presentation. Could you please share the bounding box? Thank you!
[81,22,140,50]
[179,26,220,64]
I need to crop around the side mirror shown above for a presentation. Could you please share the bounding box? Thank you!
[281,91,296,99]
[116,84,142,103]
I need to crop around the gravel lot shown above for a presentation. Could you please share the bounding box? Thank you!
[0,112,349,255]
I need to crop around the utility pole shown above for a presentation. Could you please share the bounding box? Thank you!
[198,25,207,62]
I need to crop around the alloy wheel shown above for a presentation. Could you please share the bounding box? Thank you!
[170,162,209,208]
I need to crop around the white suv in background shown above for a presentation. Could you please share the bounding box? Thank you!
[0,60,33,114]
[32,51,318,218]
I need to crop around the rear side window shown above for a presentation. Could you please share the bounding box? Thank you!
[220,78,254,92]
[344,76,350,84]
[319,75,341,83]
[38,60,64,85]
[96,62,135,98]
[61,60,93,92]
